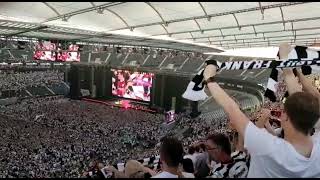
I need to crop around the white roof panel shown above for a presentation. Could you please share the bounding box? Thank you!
[236,33,264,39]
[236,8,282,25]
[0,2,56,22]
[295,29,320,35]
[150,2,204,21]
[287,20,320,30]
[48,2,92,14]
[45,10,125,31]
[171,33,193,39]
[254,24,284,32]
[282,2,320,20]
[211,36,235,41]
[201,2,258,14]
[0,2,318,50]
[264,31,293,38]
[197,15,237,29]
[220,27,254,36]
[135,25,168,36]
[166,20,199,33]
[109,2,162,26]
[191,30,222,38]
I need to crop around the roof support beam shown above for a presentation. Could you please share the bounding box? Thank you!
[194,19,204,34]
[252,25,257,36]
[197,31,320,44]
[198,2,210,21]
[207,37,212,44]
[189,32,195,41]
[90,2,104,14]
[160,24,171,37]
[88,2,131,30]
[108,2,307,31]
[219,29,224,39]
[152,16,320,36]
[279,7,286,30]
[43,2,126,23]
[180,26,320,41]
[210,37,318,46]
[258,2,264,20]
[145,2,168,27]
[221,40,316,48]
[232,13,241,30]
[42,2,61,16]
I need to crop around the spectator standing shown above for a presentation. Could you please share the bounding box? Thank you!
[152,137,184,178]
[205,133,248,178]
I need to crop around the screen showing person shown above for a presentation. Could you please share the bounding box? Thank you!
[33,50,56,61]
[111,69,154,102]
[57,51,80,62]
[68,44,79,51]
[35,41,56,51]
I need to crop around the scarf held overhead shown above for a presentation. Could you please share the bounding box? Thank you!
[182,46,320,102]
[264,45,320,102]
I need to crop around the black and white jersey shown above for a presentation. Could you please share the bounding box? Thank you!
[209,151,249,178]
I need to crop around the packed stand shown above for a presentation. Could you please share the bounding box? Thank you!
[0,96,164,178]
[0,70,64,92]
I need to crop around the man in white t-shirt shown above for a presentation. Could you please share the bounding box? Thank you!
[202,43,320,178]
[152,137,184,178]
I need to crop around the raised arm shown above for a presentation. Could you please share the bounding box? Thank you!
[279,43,302,95]
[204,65,249,137]
[296,69,320,98]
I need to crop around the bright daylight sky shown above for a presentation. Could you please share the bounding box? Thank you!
[205,47,280,59]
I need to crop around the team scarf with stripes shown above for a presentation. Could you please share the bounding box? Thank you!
[264,46,320,102]
[182,47,320,102]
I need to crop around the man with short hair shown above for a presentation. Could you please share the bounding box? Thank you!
[206,133,248,178]
[152,137,184,178]
[202,43,320,177]
[183,146,196,165]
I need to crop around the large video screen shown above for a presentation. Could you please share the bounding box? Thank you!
[33,40,80,62]
[33,50,56,61]
[34,40,56,51]
[111,69,154,102]
[57,51,80,62]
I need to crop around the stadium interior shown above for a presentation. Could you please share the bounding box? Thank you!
[0,2,320,178]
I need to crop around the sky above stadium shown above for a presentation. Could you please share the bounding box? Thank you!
[205,46,279,58]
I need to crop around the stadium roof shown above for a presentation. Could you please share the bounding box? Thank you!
[0,2,320,52]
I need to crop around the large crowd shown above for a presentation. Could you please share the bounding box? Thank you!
[0,96,166,178]
[0,70,64,91]
[0,90,238,178]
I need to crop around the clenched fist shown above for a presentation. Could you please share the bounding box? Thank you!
[203,64,217,81]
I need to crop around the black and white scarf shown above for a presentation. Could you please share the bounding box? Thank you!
[182,60,221,101]
[182,46,320,102]
[264,46,320,102]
